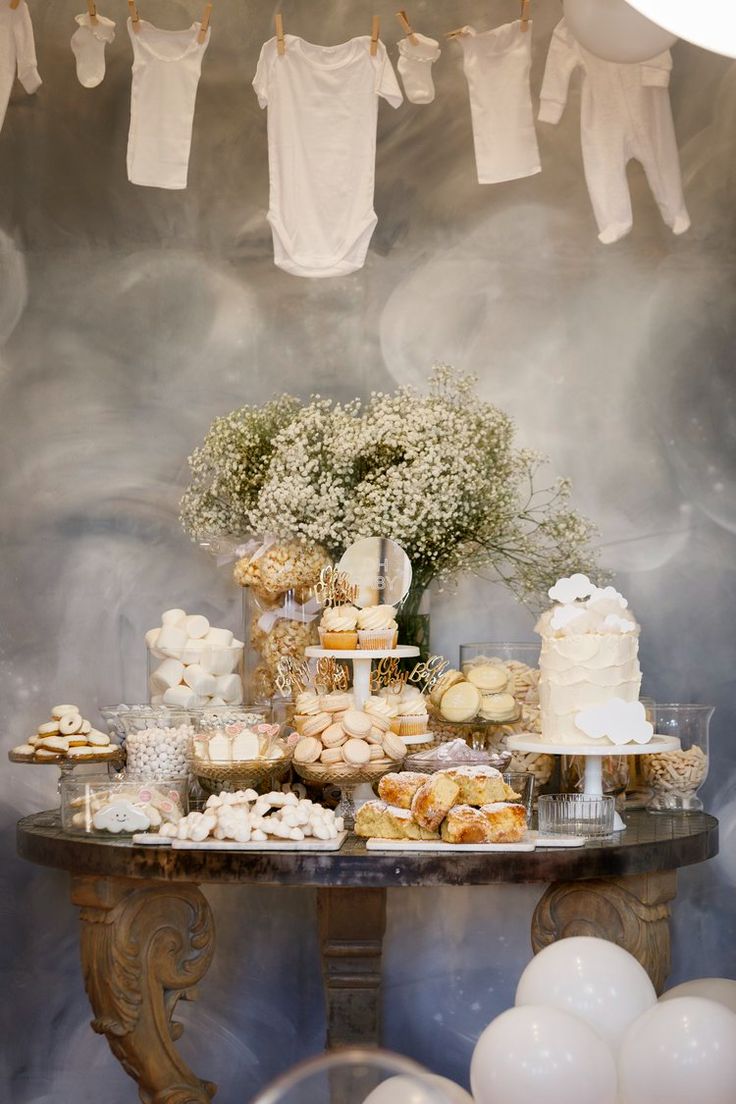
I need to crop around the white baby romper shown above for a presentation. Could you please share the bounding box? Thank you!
[126,18,210,189]
[253,35,403,278]
[538,19,690,243]
[0,0,41,135]
[457,22,540,184]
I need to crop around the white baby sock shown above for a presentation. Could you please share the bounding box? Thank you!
[71,12,116,89]
[397,33,441,104]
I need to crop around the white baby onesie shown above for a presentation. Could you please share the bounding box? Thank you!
[126,18,210,189]
[0,0,41,135]
[397,32,440,104]
[253,35,403,278]
[457,22,540,185]
[538,19,690,244]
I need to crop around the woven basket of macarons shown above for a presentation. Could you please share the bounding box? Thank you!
[291,703,406,785]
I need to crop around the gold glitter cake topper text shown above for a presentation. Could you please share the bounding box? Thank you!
[315,657,350,694]
[315,565,359,607]
[275,656,312,696]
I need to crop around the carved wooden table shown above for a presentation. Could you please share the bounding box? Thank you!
[17,809,717,1104]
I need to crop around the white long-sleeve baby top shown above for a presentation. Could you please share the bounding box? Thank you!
[538,19,689,244]
[0,0,41,135]
[253,35,403,278]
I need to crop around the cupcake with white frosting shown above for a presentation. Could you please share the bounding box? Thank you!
[357,604,399,649]
[319,604,359,650]
[391,684,429,737]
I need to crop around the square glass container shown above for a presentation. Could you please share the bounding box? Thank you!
[61,775,187,835]
[537,793,615,838]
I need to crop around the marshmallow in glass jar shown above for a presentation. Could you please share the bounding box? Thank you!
[146,609,244,708]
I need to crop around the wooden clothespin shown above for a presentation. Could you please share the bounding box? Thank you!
[445,25,468,40]
[128,0,140,32]
[396,10,418,46]
[197,2,211,44]
[370,15,380,56]
[9,0,21,10]
[86,0,98,24]
[520,0,531,32]
[275,13,285,56]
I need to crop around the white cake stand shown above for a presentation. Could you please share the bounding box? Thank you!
[507,734,681,832]
[305,645,421,810]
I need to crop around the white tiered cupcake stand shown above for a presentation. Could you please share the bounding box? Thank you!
[304,644,425,809]
[507,733,680,832]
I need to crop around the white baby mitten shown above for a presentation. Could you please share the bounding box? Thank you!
[397,33,441,104]
[71,12,116,89]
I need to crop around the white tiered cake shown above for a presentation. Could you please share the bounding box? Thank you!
[535,574,647,746]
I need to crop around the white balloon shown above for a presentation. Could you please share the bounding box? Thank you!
[362,1075,473,1104]
[661,978,736,1016]
[515,936,656,1051]
[624,0,736,60]
[619,997,736,1104]
[563,0,677,62]
[471,1004,617,1104]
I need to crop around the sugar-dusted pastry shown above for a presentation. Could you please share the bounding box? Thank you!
[356,605,399,649]
[410,773,460,831]
[478,692,519,723]
[467,663,510,693]
[437,765,519,805]
[377,771,427,809]
[439,681,481,722]
[440,802,527,844]
[428,669,464,709]
[319,604,359,650]
[354,800,440,841]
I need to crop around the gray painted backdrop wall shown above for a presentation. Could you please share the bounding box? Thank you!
[1,1,735,1100]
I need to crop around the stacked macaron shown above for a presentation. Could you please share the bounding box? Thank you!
[429,664,520,725]
[12,704,118,763]
[292,689,355,734]
[293,706,406,769]
[146,608,244,709]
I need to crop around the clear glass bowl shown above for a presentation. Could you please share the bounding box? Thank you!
[643,703,714,812]
[459,641,540,677]
[537,793,615,838]
[190,706,291,793]
[503,771,535,817]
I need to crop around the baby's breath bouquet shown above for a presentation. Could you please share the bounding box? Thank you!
[181,368,599,636]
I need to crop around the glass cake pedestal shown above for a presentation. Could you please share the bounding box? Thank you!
[304,645,422,817]
[507,734,681,832]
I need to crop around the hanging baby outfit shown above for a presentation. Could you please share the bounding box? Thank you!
[72,11,116,89]
[538,19,690,244]
[126,18,210,189]
[0,0,41,135]
[397,32,440,105]
[457,22,540,185]
[253,35,403,278]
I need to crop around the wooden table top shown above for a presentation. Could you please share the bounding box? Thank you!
[16,809,718,888]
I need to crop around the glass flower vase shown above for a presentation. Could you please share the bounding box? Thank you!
[396,580,431,660]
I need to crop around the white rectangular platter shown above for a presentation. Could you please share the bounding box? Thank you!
[366,837,536,853]
[365,832,587,853]
[132,831,347,852]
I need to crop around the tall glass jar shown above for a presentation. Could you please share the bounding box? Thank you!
[147,642,244,708]
[642,703,713,812]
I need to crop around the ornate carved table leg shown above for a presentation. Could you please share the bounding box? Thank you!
[71,876,216,1104]
[317,887,387,1048]
[531,870,677,993]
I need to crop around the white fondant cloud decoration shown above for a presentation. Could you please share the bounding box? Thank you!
[550,604,587,631]
[575,698,654,746]
[548,573,596,604]
[93,800,151,834]
[588,585,628,609]
[603,614,636,633]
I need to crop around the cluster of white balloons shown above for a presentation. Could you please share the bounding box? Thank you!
[470,937,736,1104]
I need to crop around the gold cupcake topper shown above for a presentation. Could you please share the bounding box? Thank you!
[315,565,359,607]
[407,655,451,693]
[315,657,350,694]
[369,657,408,694]
[275,656,312,696]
